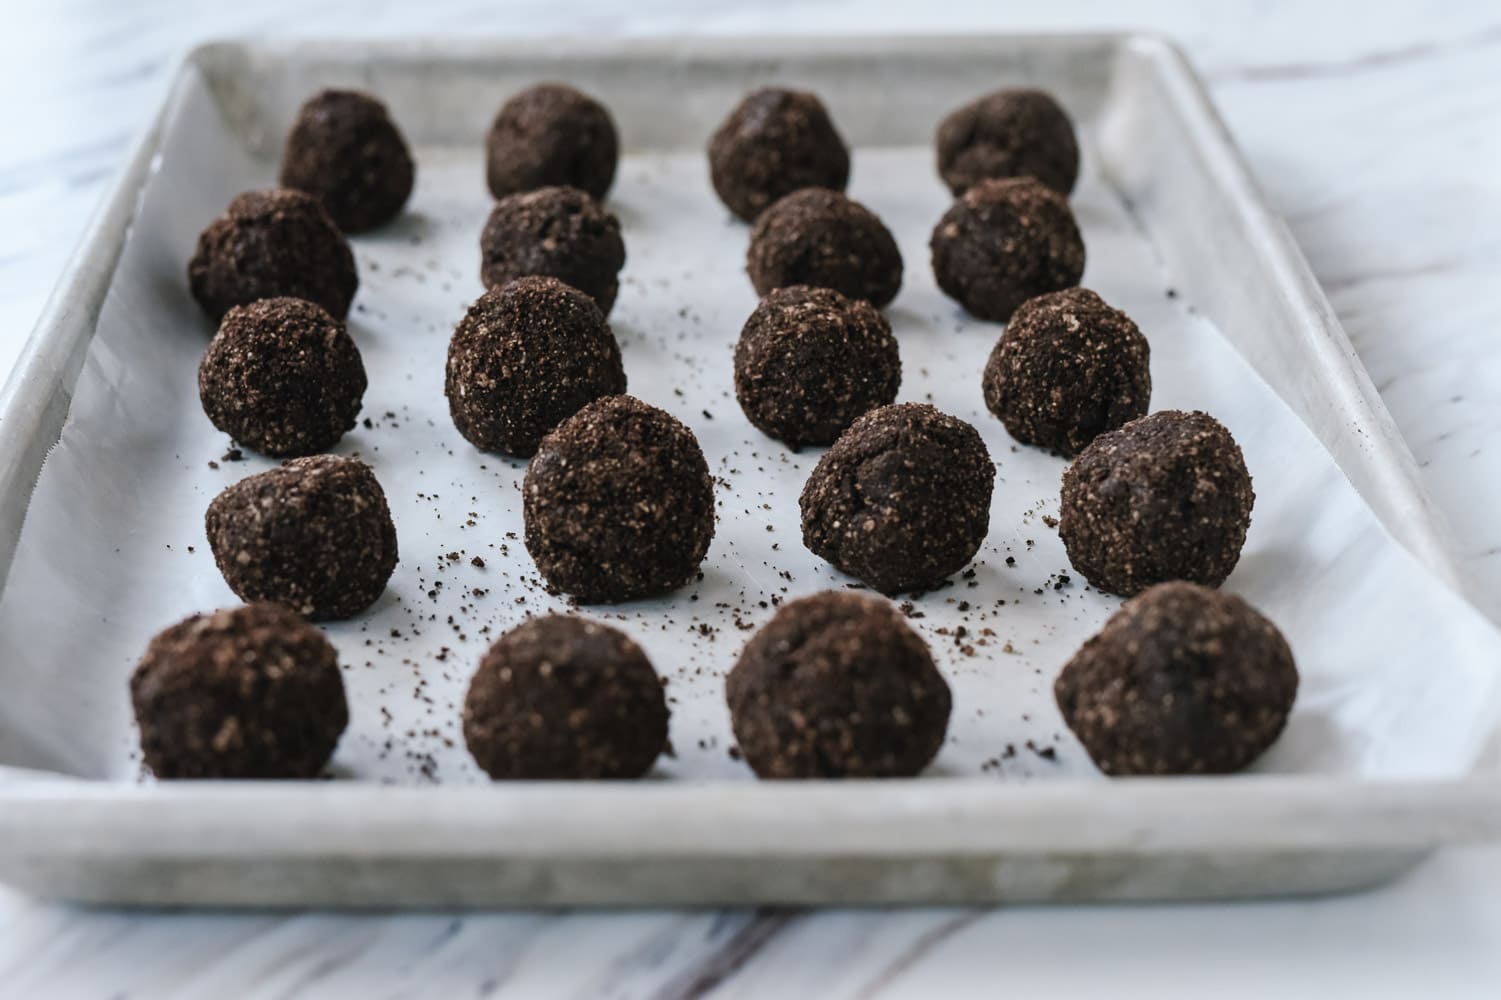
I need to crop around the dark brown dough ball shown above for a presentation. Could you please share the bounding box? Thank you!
[278,89,415,233]
[800,403,995,594]
[463,615,668,779]
[746,188,903,308]
[479,185,626,313]
[708,87,851,222]
[205,456,398,622]
[983,287,1150,456]
[929,177,1085,322]
[445,276,626,457]
[726,592,951,778]
[524,395,715,603]
[936,88,1080,197]
[1060,410,1254,597]
[733,285,900,448]
[130,603,348,779]
[485,83,619,200]
[1055,582,1298,775]
[187,189,358,321]
[198,297,366,457]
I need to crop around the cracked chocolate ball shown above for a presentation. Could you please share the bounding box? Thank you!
[479,185,626,313]
[1060,410,1254,597]
[278,89,415,233]
[800,402,995,594]
[929,176,1085,322]
[198,297,366,457]
[130,603,349,779]
[206,456,398,622]
[524,395,715,603]
[486,83,619,200]
[708,87,851,222]
[463,615,669,780]
[726,591,951,778]
[446,276,626,457]
[1055,581,1298,775]
[936,88,1080,197]
[747,188,903,308]
[983,287,1151,456]
[733,285,900,448]
[187,189,358,321]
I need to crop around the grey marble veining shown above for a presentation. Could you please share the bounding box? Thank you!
[1,0,1500,996]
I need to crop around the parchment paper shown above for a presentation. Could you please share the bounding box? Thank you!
[2,78,1499,784]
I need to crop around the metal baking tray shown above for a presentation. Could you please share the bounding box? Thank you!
[2,34,1499,906]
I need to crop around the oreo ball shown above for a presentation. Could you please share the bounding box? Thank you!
[279,89,415,233]
[486,83,619,200]
[479,185,626,313]
[747,188,903,308]
[936,88,1079,196]
[708,87,850,222]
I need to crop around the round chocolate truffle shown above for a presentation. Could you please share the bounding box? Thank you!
[479,185,626,313]
[936,88,1080,197]
[1055,581,1298,775]
[198,296,366,457]
[446,276,626,457]
[524,395,715,603]
[708,87,851,222]
[726,591,951,778]
[983,287,1151,456]
[733,285,901,448]
[1060,410,1254,597]
[130,603,349,779]
[929,176,1085,322]
[205,455,398,622]
[800,403,995,595]
[746,188,903,308]
[278,89,415,233]
[187,189,358,321]
[486,83,619,201]
[463,615,669,780]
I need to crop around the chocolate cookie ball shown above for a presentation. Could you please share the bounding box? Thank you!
[747,188,903,308]
[463,615,669,779]
[486,83,619,201]
[1055,582,1298,775]
[929,177,1085,322]
[801,403,995,594]
[734,285,901,448]
[130,603,349,779]
[187,189,358,321]
[726,592,951,778]
[524,395,715,603]
[936,88,1080,197]
[480,185,626,313]
[1060,410,1254,597]
[198,297,366,457]
[983,288,1150,456]
[708,87,851,222]
[206,456,398,622]
[279,89,415,233]
[446,276,626,457]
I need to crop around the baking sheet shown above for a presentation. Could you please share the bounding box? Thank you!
[2,71,1499,788]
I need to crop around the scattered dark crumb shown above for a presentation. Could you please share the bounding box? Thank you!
[221,448,244,462]
[471,556,485,568]
[1042,515,1058,528]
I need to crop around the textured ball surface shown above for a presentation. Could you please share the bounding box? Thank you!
[463,615,669,780]
[936,88,1079,196]
[747,188,903,308]
[130,603,349,779]
[726,591,951,778]
[486,83,619,200]
[279,89,415,233]
[206,456,398,622]
[524,395,715,603]
[733,285,900,448]
[1060,410,1254,597]
[197,296,366,457]
[708,87,850,222]
[445,276,626,457]
[187,189,358,321]
[800,403,995,595]
[1055,582,1298,775]
[479,185,626,313]
[929,177,1084,322]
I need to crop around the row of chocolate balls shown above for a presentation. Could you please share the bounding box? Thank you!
[130,581,1297,783]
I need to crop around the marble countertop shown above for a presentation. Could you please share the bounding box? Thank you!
[2,0,1499,995]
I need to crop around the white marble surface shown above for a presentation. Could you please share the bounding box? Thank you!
[2,0,1500,995]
